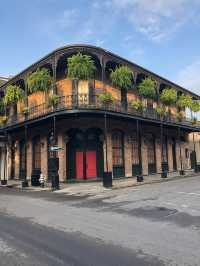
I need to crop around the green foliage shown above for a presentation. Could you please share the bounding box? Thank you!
[177,94,192,109]
[191,101,200,113]
[0,97,5,114]
[0,115,8,125]
[155,105,167,117]
[98,92,114,104]
[160,88,177,105]
[110,66,133,90]
[47,94,60,107]
[191,117,197,125]
[27,68,52,93]
[4,85,24,105]
[21,106,30,114]
[67,53,96,80]
[176,111,184,121]
[138,78,157,99]
[131,100,143,112]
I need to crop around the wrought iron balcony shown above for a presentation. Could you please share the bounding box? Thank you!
[1,94,200,129]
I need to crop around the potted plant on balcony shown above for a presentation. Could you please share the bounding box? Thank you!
[160,87,177,106]
[98,92,114,108]
[177,94,192,109]
[176,111,184,122]
[47,94,60,108]
[0,115,8,126]
[4,85,24,106]
[138,78,157,100]
[191,101,200,124]
[4,85,25,122]
[67,53,96,106]
[110,66,133,111]
[155,105,167,120]
[130,99,144,113]
[27,68,52,94]
[21,106,30,115]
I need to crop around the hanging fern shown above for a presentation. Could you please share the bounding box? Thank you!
[110,66,133,90]
[177,94,192,109]
[27,68,52,93]
[138,78,157,99]
[4,85,24,105]
[67,53,96,80]
[160,88,177,105]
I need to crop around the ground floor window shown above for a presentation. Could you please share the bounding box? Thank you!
[19,140,25,179]
[147,134,156,174]
[131,133,141,176]
[32,136,41,170]
[112,130,125,178]
[162,136,168,163]
[131,134,140,165]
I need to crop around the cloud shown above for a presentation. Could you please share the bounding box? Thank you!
[176,60,200,95]
[110,0,200,42]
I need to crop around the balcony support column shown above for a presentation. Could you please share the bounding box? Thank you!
[52,55,59,95]
[100,56,106,92]
[178,127,184,175]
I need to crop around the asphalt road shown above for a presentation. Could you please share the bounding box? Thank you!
[0,175,200,266]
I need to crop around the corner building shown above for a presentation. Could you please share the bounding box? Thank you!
[0,45,200,182]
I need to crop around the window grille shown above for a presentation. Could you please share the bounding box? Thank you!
[112,131,124,166]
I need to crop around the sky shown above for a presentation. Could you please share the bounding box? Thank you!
[0,0,200,95]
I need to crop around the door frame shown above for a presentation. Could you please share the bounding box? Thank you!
[67,128,104,180]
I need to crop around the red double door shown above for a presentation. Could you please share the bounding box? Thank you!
[76,150,97,180]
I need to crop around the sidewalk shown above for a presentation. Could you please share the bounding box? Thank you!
[1,170,198,196]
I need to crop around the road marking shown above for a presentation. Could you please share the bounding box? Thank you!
[178,192,200,196]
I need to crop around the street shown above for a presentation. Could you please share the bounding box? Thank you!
[0,176,200,266]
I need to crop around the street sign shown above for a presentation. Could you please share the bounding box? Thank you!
[49,146,63,152]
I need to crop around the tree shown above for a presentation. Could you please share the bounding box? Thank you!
[110,66,133,90]
[27,68,52,93]
[138,78,157,100]
[4,85,24,106]
[160,88,177,105]
[67,53,96,80]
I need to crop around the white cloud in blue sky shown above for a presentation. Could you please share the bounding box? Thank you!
[0,0,200,94]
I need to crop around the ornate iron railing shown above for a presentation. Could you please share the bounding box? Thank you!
[1,94,200,129]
